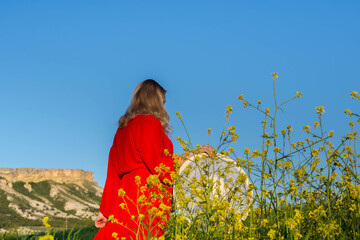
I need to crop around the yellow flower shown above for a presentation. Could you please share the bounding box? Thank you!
[265,108,270,115]
[311,149,319,157]
[207,128,212,135]
[244,148,250,154]
[243,101,248,108]
[271,72,278,81]
[138,214,145,221]
[42,216,49,224]
[257,100,263,104]
[252,149,260,157]
[261,219,269,227]
[118,188,126,197]
[281,129,286,135]
[176,112,182,119]
[287,125,293,131]
[315,106,325,115]
[237,94,244,101]
[273,147,281,152]
[112,232,119,240]
[225,105,233,113]
[350,91,358,99]
[42,216,51,228]
[267,229,276,240]
[273,146,281,152]
[284,160,292,169]
[314,121,319,127]
[39,236,54,240]
[328,130,334,137]
[301,125,310,133]
[344,109,353,116]
[135,176,141,185]
[295,91,302,98]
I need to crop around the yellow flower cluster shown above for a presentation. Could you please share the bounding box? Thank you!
[315,106,325,115]
[271,72,278,81]
[350,90,359,99]
[39,217,54,240]
[42,216,51,229]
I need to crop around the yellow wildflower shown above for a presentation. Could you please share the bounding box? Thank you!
[295,91,302,98]
[350,91,358,99]
[207,128,212,135]
[118,188,126,197]
[244,148,250,154]
[39,236,54,240]
[273,147,281,152]
[237,94,244,101]
[257,100,263,104]
[42,216,51,228]
[302,125,310,132]
[225,105,233,113]
[243,101,248,108]
[284,160,292,169]
[328,130,334,137]
[261,219,269,227]
[112,232,119,240]
[311,149,319,157]
[271,72,278,81]
[252,149,260,157]
[265,108,270,115]
[135,176,141,185]
[344,109,353,116]
[267,229,276,240]
[315,106,325,115]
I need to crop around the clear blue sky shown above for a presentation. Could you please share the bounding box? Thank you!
[1,1,359,187]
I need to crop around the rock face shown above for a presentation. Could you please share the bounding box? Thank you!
[0,168,103,229]
[0,168,95,186]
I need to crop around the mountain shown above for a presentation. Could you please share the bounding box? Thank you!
[0,168,103,229]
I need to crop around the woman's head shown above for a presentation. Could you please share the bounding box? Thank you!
[118,79,170,133]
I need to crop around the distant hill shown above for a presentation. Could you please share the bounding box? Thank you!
[0,168,103,229]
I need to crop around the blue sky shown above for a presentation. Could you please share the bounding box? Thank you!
[0,1,359,187]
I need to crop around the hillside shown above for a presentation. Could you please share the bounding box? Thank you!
[0,168,103,229]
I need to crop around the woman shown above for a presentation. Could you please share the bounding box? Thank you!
[94,79,213,239]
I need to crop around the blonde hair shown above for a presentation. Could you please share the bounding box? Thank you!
[118,79,170,134]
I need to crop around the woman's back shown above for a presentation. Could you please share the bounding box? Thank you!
[94,114,174,240]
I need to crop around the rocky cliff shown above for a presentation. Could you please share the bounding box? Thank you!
[0,168,103,229]
[0,168,95,186]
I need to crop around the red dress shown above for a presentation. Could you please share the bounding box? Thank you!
[94,115,174,240]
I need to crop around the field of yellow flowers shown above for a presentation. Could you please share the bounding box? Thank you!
[2,73,359,240]
[164,73,359,240]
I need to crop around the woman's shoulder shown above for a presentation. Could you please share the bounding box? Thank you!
[130,114,161,127]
